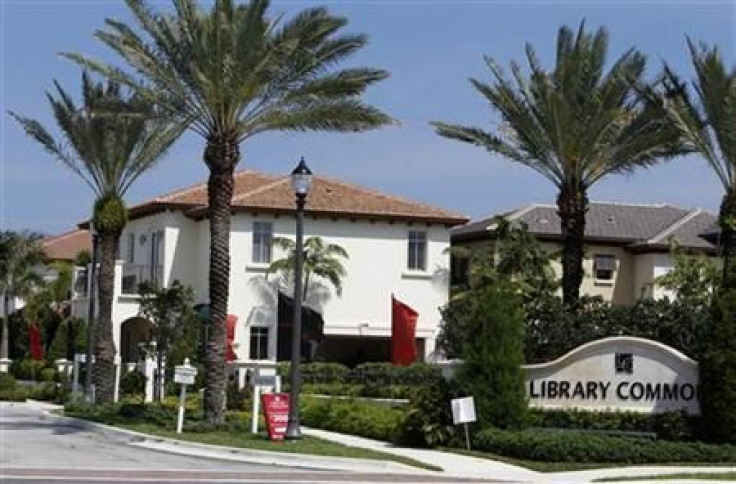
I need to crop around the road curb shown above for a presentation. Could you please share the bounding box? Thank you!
[34,403,429,475]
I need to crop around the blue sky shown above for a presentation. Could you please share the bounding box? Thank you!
[1,0,734,234]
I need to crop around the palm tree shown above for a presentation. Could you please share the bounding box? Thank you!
[657,40,736,289]
[266,236,348,302]
[432,23,683,308]
[10,73,179,402]
[64,0,391,421]
[0,231,46,363]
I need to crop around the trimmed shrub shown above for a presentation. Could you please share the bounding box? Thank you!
[455,280,527,429]
[120,370,146,396]
[300,397,406,442]
[38,368,57,382]
[0,387,28,402]
[0,372,17,390]
[699,289,736,444]
[527,408,698,441]
[473,427,736,464]
[10,359,47,380]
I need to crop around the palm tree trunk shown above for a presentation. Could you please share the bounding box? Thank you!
[94,231,120,403]
[203,136,239,423]
[1,288,9,361]
[720,188,736,290]
[557,187,588,310]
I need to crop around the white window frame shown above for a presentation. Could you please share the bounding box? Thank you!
[249,326,270,360]
[593,254,617,282]
[252,221,273,264]
[407,230,427,271]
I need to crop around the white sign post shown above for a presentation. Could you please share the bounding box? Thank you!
[250,366,281,434]
[173,358,197,434]
[451,396,477,451]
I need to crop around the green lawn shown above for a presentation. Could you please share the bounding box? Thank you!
[64,410,439,472]
[596,472,736,481]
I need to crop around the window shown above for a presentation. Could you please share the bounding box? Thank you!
[252,222,273,263]
[594,254,617,281]
[126,233,135,263]
[407,231,427,271]
[249,327,269,360]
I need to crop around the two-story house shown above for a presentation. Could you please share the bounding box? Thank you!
[73,170,468,366]
[452,202,719,305]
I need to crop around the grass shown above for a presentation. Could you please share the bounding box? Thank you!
[596,472,736,481]
[64,408,440,472]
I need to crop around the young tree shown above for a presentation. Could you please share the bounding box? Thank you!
[65,0,392,421]
[137,280,199,401]
[655,243,720,307]
[455,279,527,429]
[432,23,683,309]
[266,236,349,302]
[0,231,46,362]
[11,74,179,402]
[658,41,736,289]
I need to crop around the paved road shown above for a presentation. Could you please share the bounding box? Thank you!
[0,403,482,483]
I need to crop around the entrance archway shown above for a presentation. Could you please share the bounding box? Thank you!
[120,317,152,363]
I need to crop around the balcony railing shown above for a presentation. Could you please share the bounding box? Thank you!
[121,264,164,295]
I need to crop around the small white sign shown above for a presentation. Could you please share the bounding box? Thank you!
[451,396,476,425]
[174,365,197,386]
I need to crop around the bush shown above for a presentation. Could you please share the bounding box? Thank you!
[226,382,251,411]
[0,387,28,402]
[28,382,61,402]
[38,368,57,382]
[393,378,459,448]
[455,280,527,429]
[300,397,406,442]
[10,359,47,380]
[473,427,736,464]
[527,409,698,442]
[120,370,146,396]
[0,372,17,390]
[699,289,736,444]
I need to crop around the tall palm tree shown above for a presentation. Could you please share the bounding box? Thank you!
[266,236,349,302]
[64,0,391,421]
[0,231,46,362]
[432,23,683,308]
[658,40,736,289]
[10,73,179,402]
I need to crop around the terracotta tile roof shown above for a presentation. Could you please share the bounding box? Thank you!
[128,170,468,225]
[42,229,91,262]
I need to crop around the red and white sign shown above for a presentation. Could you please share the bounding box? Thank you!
[261,393,290,441]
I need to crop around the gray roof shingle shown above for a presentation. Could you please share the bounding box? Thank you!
[453,202,718,251]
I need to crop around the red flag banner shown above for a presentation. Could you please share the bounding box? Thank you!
[29,323,44,361]
[391,296,418,366]
[226,314,238,363]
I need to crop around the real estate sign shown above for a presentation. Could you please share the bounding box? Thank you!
[261,393,290,440]
[524,337,699,414]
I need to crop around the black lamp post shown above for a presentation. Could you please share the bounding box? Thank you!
[285,157,313,440]
[85,231,100,403]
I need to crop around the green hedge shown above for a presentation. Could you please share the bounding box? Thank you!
[473,428,736,464]
[300,396,406,442]
[527,408,698,441]
[0,373,16,391]
[0,388,27,401]
[279,362,442,387]
[301,383,412,400]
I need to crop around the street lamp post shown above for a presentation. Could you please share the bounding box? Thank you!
[85,232,100,403]
[285,157,313,441]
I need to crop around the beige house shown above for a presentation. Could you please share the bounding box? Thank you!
[452,202,719,305]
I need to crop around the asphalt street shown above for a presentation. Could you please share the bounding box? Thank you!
[0,403,479,483]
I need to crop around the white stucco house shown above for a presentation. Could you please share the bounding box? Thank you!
[72,170,468,366]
